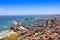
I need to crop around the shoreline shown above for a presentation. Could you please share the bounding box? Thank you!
[0,30,15,39]
[0,30,9,36]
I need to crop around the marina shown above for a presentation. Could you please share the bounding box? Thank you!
[0,15,60,40]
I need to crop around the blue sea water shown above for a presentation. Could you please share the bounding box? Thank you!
[0,15,59,35]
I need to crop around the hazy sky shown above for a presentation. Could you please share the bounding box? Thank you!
[0,0,60,15]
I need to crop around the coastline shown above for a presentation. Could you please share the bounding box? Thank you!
[0,30,9,35]
[0,30,15,39]
[0,15,60,40]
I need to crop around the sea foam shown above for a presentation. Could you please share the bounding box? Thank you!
[0,30,9,35]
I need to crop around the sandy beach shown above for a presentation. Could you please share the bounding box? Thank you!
[0,30,15,39]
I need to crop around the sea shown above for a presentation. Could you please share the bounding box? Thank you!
[0,15,59,35]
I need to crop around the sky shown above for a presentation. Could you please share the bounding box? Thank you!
[0,0,60,15]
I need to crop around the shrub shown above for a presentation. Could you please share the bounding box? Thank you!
[6,33,20,40]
